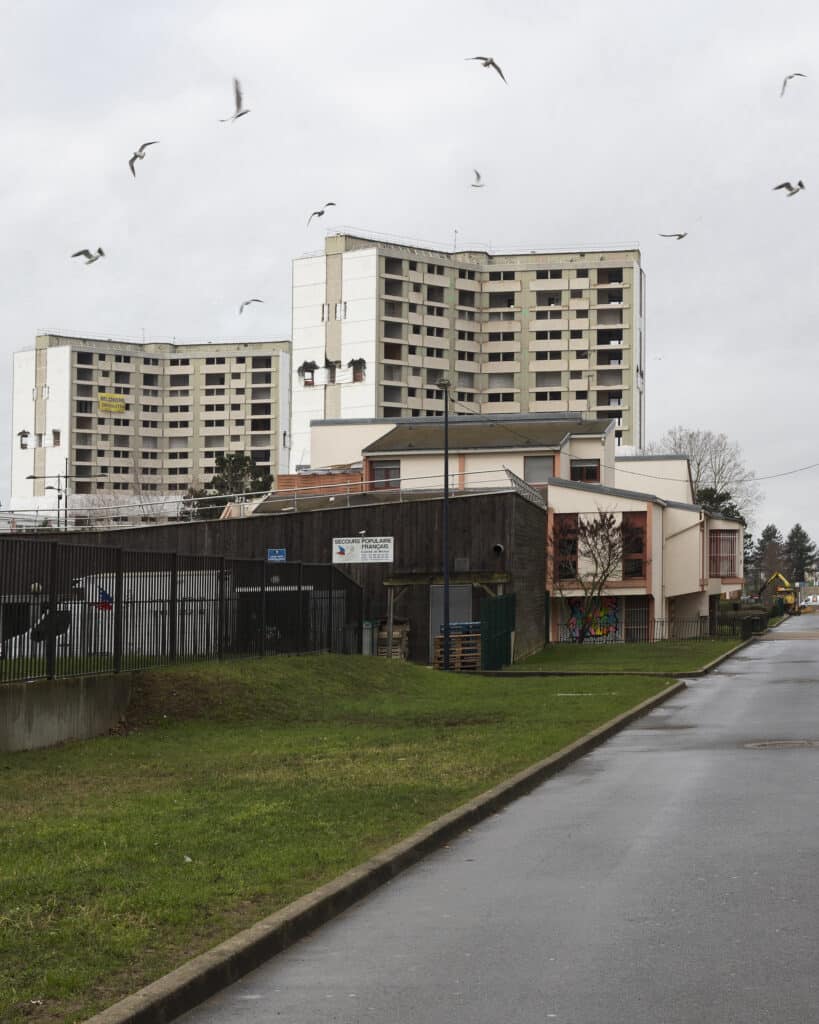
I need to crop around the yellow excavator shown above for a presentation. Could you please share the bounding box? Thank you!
[758,572,801,615]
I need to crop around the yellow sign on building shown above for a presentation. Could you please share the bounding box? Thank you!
[98,393,126,414]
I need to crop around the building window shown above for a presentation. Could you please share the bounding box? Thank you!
[622,511,647,579]
[554,513,578,580]
[371,460,400,490]
[523,455,554,484]
[570,459,600,483]
[709,530,737,578]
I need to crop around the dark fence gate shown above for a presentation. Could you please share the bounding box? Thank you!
[480,593,517,670]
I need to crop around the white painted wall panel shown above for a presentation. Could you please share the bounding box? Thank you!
[291,256,327,470]
[10,350,36,508]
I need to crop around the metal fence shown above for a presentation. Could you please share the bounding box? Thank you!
[0,537,362,683]
[557,617,746,644]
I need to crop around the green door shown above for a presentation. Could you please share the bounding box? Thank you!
[480,594,516,670]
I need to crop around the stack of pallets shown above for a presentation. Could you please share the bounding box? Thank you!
[377,621,409,659]
[433,632,481,671]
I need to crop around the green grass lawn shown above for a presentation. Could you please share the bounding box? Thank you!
[508,637,742,673]
[1,655,672,1024]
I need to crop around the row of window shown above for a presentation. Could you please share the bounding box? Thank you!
[383,259,622,284]
[75,352,271,368]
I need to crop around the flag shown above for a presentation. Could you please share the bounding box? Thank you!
[95,587,113,611]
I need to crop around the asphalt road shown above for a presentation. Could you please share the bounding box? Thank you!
[180,618,819,1024]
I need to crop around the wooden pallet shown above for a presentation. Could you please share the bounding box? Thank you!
[433,633,481,671]
[377,625,409,659]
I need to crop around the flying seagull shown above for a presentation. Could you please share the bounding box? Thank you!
[780,72,806,97]
[220,77,250,122]
[773,180,805,196]
[471,169,485,188]
[128,140,159,177]
[239,298,264,314]
[71,248,105,264]
[307,202,336,226]
[658,232,687,240]
[466,56,507,84]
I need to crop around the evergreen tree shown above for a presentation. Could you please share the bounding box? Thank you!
[743,530,757,593]
[208,453,272,495]
[783,523,818,583]
[753,524,785,592]
[183,454,273,521]
[695,487,746,524]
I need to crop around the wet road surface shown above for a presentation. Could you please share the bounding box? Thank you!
[180,617,819,1023]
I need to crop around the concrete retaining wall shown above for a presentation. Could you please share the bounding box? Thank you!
[0,674,131,752]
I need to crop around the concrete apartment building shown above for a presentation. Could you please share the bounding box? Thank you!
[11,333,290,518]
[290,232,645,471]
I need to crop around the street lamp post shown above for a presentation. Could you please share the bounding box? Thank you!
[26,457,71,531]
[437,377,451,671]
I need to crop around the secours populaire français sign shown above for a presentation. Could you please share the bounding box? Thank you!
[332,536,394,564]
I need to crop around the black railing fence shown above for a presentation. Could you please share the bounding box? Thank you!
[0,537,362,682]
[557,617,746,644]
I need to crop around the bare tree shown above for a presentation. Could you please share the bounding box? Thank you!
[645,426,762,524]
[549,508,641,643]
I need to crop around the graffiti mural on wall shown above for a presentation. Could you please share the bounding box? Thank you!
[566,596,619,640]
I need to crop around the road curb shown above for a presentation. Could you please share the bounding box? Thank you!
[83,680,686,1024]
[682,636,757,675]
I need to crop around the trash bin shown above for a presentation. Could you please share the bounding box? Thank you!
[362,621,374,656]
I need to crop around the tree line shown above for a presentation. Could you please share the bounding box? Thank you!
[745,523,818,591]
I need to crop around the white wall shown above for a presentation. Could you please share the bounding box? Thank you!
[563,433,615,483]
[10,345,71,514]
[44,345,71,483]
[10,349,37,509]
[311,421,393,468]
[340,248,378,421]
[615,457,694,503]
[276,348,291,476]
[290,255,327,469]
[663,506,705,598]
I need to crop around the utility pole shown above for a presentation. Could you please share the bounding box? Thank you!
[437,377,451,670]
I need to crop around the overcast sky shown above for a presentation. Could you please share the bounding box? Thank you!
[3,0,818,541]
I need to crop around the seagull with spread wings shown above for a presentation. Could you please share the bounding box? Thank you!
[128,141,159,177]
[658,232,687,240]
[71,248,105,264]
[307,202,336,226]
[773,180,805,196]
[780,72,806,97]
[466,56,507,83]
[220,78,250,122]
[471,169,485,188]
[239,299,264,315]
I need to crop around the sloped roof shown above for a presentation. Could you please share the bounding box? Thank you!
[363,418,610,454]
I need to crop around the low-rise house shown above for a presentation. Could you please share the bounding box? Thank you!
[225,414,743,644]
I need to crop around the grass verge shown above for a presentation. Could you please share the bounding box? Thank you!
[507,637,742,674]
[2,655,672,1024]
